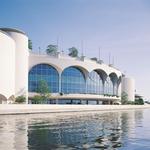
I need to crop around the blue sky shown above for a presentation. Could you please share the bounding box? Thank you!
[1,0,150,99]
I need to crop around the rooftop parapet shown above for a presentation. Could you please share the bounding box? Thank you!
[29,50,121,71]
[29,50,105,63]
[0,28,26,35]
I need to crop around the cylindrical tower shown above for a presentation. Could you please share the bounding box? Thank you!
[1,28,29,102]
[121,77,135,101]
[0,30,16,103]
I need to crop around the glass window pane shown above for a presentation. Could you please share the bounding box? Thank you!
[29,64,59,93]
[61,67,86,94]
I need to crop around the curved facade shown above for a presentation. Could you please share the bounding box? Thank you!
[0,30,15,103]
[28,53,123,104]
[0,28,29,103]
[4,29,29,101]
[121,77,135,101]
[0,28,135,104]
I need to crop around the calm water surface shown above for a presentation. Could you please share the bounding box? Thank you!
[0,109,150,150]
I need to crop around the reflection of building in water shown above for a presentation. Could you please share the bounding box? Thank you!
[0,111,143,150]
[121,110,143,140]
[93,112,123,149]
[0,116,28,150]
[27,112,123,149]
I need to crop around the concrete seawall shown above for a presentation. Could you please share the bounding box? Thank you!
[0,104,150,115]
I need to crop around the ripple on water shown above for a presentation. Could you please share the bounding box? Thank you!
[0,109,150,150]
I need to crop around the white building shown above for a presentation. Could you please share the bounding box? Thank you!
[0,28,135,104]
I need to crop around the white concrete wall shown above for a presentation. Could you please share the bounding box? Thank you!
[29,53,122,78]
[29,53,123,97]
[0,31,15,99]
[122,77,135,101]
[5,31,29,102]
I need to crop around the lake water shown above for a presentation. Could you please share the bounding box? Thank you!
[0,109,150,150]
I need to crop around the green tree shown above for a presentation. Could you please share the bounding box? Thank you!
[15,95,26,103]
[28,39,32,50]
[36,80,50,102]
[68,47,78,57]
[32,95,44,104]
[46,44,58,55]
[121,92,128,105]
[135,98,144,105]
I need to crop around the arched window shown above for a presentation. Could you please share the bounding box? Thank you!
[87,71,103,94]
[29,64,59,93]
[104,77,113,95]
[61,67,86,94]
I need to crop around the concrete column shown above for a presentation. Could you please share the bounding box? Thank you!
[85,74,88,94]
[116,85,119,96]
[102,83,105,94]
[59,73,61,93]
[113,84,115,95]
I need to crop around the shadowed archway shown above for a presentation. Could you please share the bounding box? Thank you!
[0,94,7,104]
[8,95,15,103]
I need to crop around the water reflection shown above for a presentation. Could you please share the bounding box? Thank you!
[0,109,149,150]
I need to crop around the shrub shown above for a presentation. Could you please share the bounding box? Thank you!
[32,95,44,104]
[121,92,128,105]
[46,44,58,55]
[68,47,78,57]
[15,96,26,103]
[31,95,50,104]
[135,98,144,105]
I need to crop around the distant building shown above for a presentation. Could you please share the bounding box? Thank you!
[0,28,135,104]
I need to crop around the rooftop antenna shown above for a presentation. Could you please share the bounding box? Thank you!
[81,40,84,56]
[38,47,41,54]
[56,36,59,52]
[112,56,115,66]
[98,47,101,60]
[109,52,111,65]
[60,36,64,53]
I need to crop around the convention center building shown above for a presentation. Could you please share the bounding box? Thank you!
[0,28,135,104]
